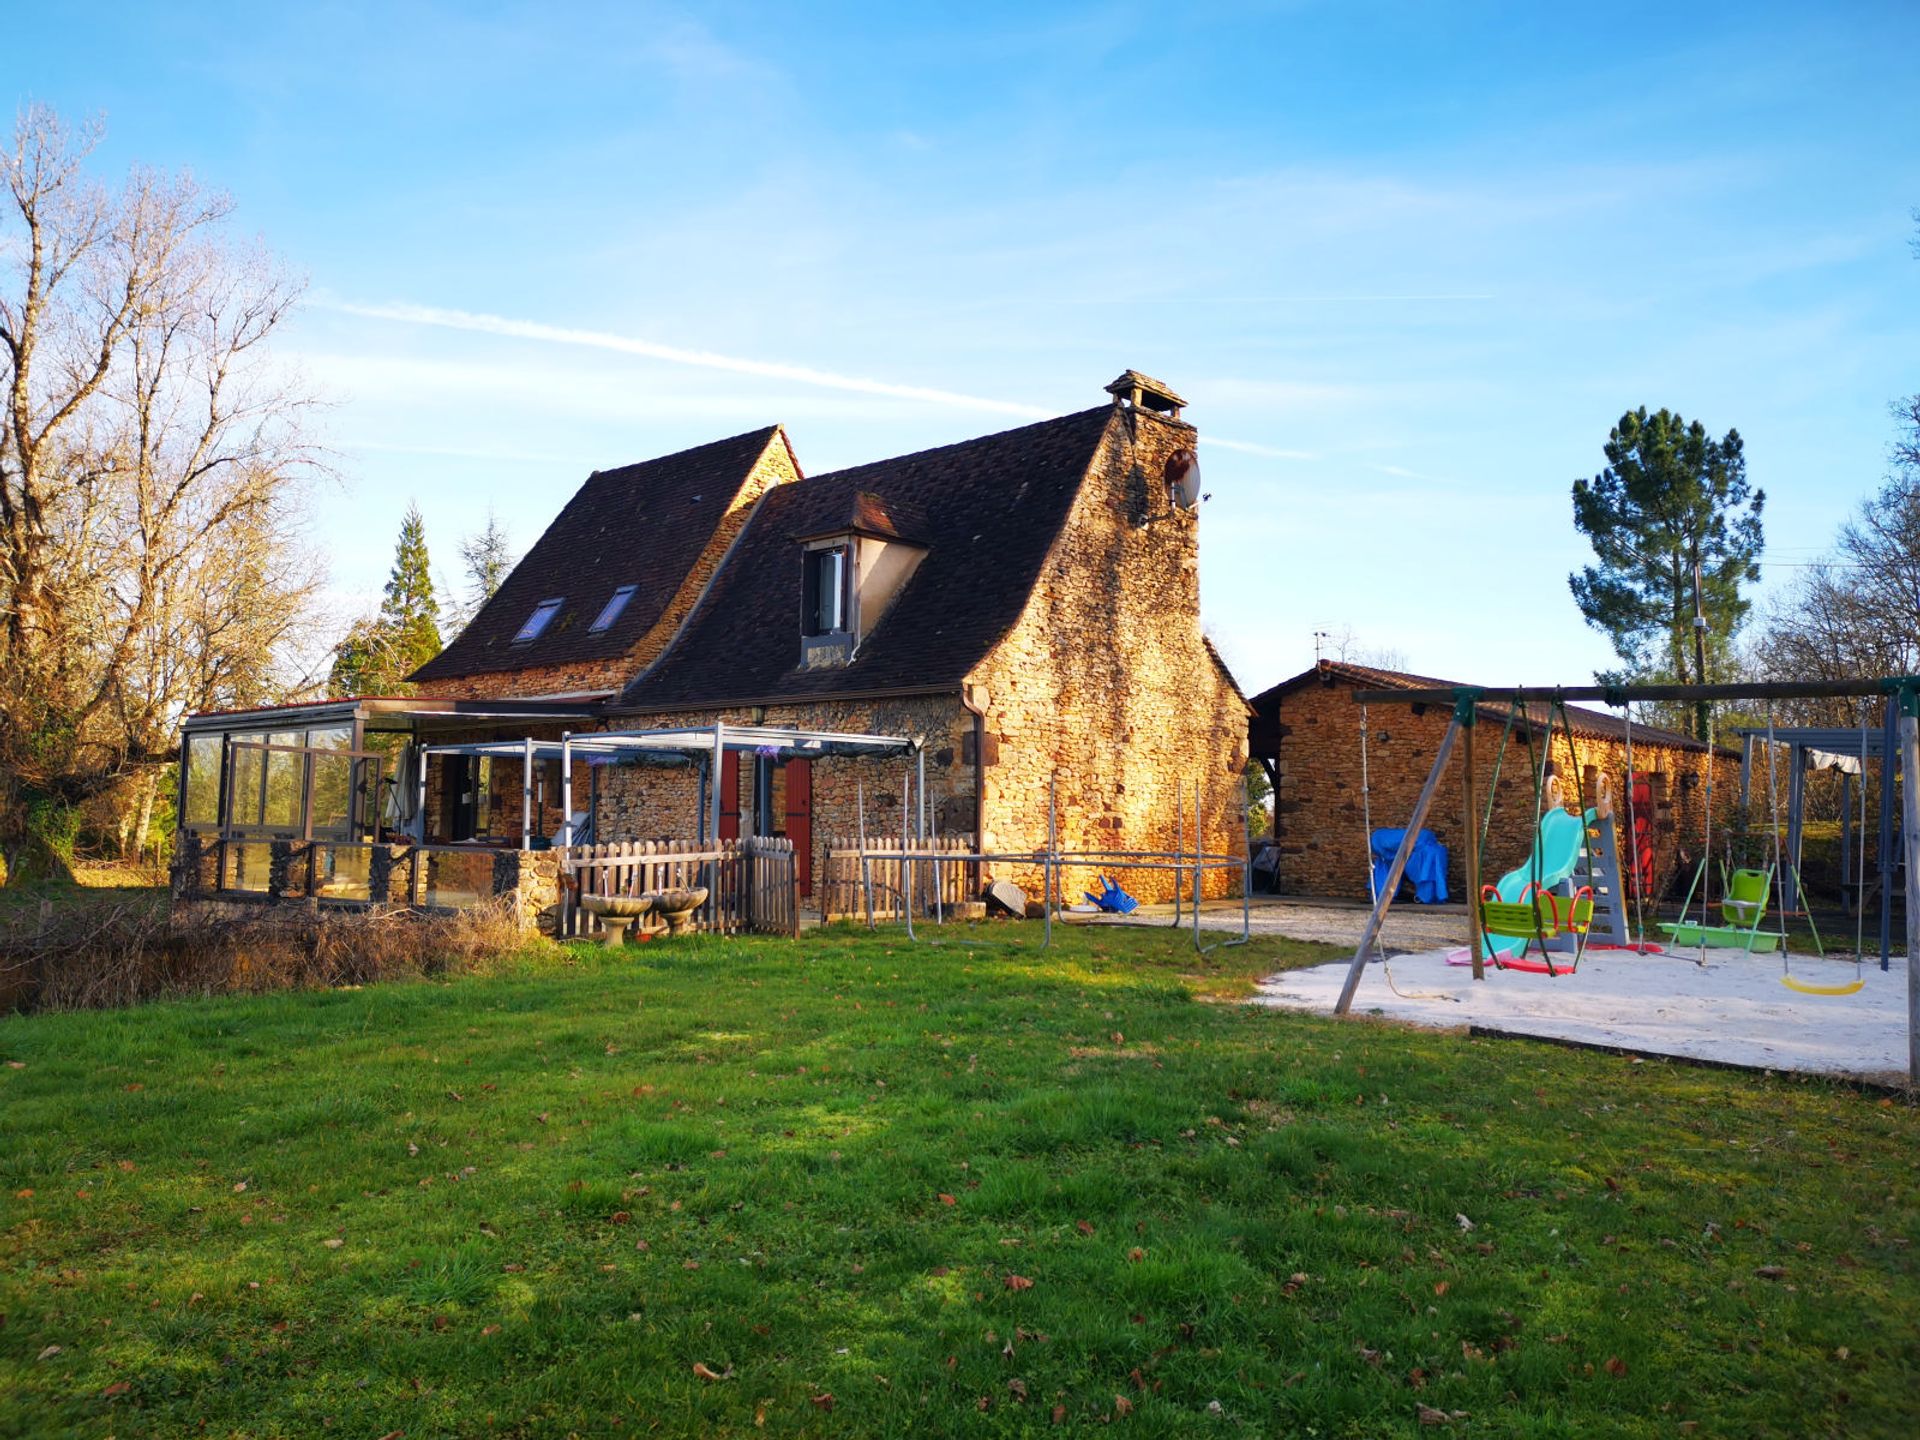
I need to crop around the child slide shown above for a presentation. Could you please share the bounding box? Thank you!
[1443,807,1588,966]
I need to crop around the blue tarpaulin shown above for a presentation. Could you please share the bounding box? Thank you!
[1369,828,1450,904]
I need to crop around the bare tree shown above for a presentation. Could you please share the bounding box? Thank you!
[0,106,321,878]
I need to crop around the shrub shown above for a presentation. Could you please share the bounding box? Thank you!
[0,897,538,1013]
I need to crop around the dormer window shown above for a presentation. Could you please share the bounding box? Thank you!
[589,585,636,633]
[514,597,564,643]
[802,546,848,637]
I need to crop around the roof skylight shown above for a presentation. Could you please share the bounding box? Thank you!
[590,585,637,633]
[513,598,564,643]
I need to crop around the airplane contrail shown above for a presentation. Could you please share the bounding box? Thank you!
[323,297,1310,462]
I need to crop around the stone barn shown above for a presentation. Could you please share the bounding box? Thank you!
[1248,660,1742,905]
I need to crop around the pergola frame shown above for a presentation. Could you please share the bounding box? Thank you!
[420,723,923,852]
[1329,676,1920,1089]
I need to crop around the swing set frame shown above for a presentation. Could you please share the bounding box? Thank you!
[1328,675,1920,1090]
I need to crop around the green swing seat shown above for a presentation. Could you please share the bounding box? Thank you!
[1658,865,1782,952]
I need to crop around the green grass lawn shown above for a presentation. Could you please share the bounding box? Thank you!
[1,924,1915,1439]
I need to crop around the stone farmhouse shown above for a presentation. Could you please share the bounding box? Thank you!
[1249,660,1743,905]
[173,372,1250,912]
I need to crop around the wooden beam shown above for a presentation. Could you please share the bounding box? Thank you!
[1335,716,1462,1015]
[1350,678,1920,707]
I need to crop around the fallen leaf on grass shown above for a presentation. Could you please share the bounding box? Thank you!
[692,1362,730,1382]
[1754,1265,1786,1280]
[102,1380,131,1397]
[232,1181,247,1193]
[810,1392,834,1411]
[1113,1395,1134,1417]
[1127,1248,1145,1263]
[1052,1403,1067,1423]
[1075,1220,1095,1236]
[1432,1281,1449,1297]
[1417,1404,1470,1425]
[36,1345,61,1361]
[1005,1275,1034,1291]
[322,1238,344,1249]
[938,1193,957,1206]
[481,1324,501,1336]
[1604,1356,1628,1377]
[1007,1378,1028,1401]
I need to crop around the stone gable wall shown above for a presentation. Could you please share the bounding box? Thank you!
[1268,677,1741,903]
[968,407,1249,903]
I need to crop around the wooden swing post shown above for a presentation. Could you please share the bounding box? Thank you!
[1335,713,1463,1015]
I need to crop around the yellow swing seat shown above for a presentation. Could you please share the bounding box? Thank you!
[1780,973,1866,997]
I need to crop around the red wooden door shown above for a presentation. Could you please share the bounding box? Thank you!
[784,759,813,896]
[718,750,741,841]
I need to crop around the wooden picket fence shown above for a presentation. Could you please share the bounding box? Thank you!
[559,836,799,938]
[821,835,977,921]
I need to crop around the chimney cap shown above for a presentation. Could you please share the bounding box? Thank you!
[1105,369,1187,417]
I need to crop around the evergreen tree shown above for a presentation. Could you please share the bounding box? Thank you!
[1570,408,1764,740]
[327,504,443,695]
[454,509,515,631]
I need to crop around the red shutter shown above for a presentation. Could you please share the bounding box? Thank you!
[784,759,813,896]
[719,750,741,841]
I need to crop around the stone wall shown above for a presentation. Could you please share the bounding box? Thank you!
[969,407,1249,903]
[1268,675,1741,902]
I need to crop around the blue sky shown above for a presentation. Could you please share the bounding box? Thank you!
[15,1,1920,692]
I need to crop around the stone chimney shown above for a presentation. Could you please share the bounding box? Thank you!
[1104,369,1186,420]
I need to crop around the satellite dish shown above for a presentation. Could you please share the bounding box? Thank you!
[1164,448,1201,510]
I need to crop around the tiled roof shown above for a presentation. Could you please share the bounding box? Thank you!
[1252,660,1737,756]
[412,427,784,682]
[614,407,1120,710]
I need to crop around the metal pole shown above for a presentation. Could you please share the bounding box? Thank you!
[560,733,574,849]
[1172,786,1183,927]
[1882,703,1897,970]
[917,747,926,841]
[1335,716,1463,1015]
[521,737,534,851]
[1044,772,1056,949]
[1192,778,1202,949]
[857,778,874,930]
[414,742,428,843]
[1740,733,1753,812]
[1840,770,1854,917]
[902,772,915,939]
[708,723,725,932]
[1787,744,1806,911]
[1899,709,1919,1089]
[1463,711,1484,980]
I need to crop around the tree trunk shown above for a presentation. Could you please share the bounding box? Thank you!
[133,770,159,865]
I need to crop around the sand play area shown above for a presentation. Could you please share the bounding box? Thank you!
[1255,944,1913,1085]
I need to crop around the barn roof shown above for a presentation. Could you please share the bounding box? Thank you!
[1250,660,1738,757]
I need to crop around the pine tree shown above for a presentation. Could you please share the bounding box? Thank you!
[379,503,442,676]
[327,504,443,696]
[454,509,515,631]
[1570,408,1764,740]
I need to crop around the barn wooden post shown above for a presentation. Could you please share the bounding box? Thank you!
[1336,712,1463,1015]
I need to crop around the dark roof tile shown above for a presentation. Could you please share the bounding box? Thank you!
[412,427,782,682]
[615,407,1119,709]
